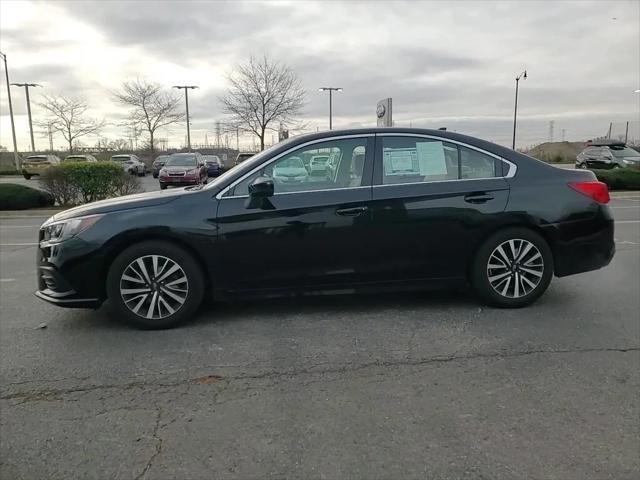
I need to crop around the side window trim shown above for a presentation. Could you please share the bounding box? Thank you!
[373,133,516,186]
[218,134,375,199]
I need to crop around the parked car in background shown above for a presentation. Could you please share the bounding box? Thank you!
[158,152,207,189]
[111,154,146,176]
[272,156,309,184]
[34,128,614,329]
[152,155,171,178]
[63,154,98,163]
[21,154,61,179]
[202,155,223,177]
[308,154,330,176]
[576,142,640,170]
[234,152,256,166]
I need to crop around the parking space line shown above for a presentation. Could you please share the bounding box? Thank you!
[0,225,42,228]
[615,220,640,224]
[0,243,38,246]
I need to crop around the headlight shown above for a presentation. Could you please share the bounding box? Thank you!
[623,159,635,165]
[41,214,103,244]
[159,169,168,177]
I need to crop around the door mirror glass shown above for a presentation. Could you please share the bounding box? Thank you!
[248,176,274,198]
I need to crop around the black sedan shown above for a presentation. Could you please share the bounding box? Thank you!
[35,128,614,329]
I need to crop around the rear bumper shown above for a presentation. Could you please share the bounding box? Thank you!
[545,216,615,277]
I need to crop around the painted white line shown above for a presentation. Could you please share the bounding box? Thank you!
[615,220,640,224]
[0,243,38,246]
[611,206,640,209]
[0,278,16,282]
[0,225,41,228]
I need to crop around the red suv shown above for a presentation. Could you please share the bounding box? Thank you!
[159,153,207,189]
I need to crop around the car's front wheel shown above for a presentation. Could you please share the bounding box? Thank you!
[106,241,204,329]
[23,173,32,179]
[471,228,553,308]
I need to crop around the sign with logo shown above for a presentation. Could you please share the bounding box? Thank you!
[376,98,393,127]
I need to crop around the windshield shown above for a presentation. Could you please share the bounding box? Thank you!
[610,146,639,157]
[154,156,170,163]
[26,156,48,161]
[166,155,197,167]
[277,157,305,169]
[64,156,86,161]
[111,156,130,161]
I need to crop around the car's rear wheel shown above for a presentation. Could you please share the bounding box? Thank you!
[471,228,553,308]
[160,184,167,190]
[106,241,204,329]
[23,173,32,179]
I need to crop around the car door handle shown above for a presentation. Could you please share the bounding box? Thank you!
[336,206,369,216]
[464,193,494,204]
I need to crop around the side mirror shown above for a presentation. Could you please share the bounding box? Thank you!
[248,176,274,198]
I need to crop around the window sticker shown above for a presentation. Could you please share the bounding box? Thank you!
[383,148,419,175]
[416,141,448,176]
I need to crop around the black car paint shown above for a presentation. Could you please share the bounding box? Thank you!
[35,128,614,308]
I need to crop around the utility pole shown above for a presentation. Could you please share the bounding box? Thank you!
[0,52,20,170]
[11,82,40,152]
[607,122,613,139]
[48,123,53,151]
[512,70,527,150]
[173,85,198,151]
[236,126,239,151]
[624,121,629,143]
[319,87,342,130]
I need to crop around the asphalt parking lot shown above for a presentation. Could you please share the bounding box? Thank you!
[1,194,638,479]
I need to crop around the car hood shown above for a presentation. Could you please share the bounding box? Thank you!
[274,167,307,177]
[50,188,188,222]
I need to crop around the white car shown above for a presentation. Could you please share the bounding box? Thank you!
[63,154,98,163]
[272,156,309,183]
[308,155,330,175]
[111,154,146,176]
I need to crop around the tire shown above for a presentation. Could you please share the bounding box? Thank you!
[153,173,158,179]
[106,240,205,329]
[23,173,32,180]
[470,227,553,308]
[160,184,167,190]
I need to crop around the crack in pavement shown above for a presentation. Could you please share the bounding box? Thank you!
[134,407,163,480]
[2,345,638,404]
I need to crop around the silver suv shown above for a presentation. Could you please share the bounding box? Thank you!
[576,143,640,170]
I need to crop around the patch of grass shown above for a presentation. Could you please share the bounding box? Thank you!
[0,183,55,210]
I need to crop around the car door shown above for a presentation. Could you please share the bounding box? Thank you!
[366,133,511,283]
[214,135,374,293]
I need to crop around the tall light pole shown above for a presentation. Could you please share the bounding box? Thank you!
[0,51,20,170]
[173,85,198,151]
[319,87,342,130]
[512,70,527,150]
[11,82,40,152]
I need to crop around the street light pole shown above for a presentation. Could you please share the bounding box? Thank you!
[0,52,20,170]
[319,87,342,130]
[11,83,40,152]
[512,70,527,150]
[173,85,198,151]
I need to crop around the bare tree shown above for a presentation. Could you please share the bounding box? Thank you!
[37,94,105,153]
[220,55,306,151]
[113,79,184,153]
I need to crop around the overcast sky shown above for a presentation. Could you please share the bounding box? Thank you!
[1,0,639,151]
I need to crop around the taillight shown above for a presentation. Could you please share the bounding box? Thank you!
[568,181,610,204]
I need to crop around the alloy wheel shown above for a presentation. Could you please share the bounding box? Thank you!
[486,239,544,298]
[119,255,189,319]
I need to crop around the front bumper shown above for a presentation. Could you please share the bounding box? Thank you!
[35,235,106,309]
[159,176,200,186]
[34,290,101,308]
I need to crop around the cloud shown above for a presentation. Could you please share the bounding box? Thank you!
[0,0,638,151]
